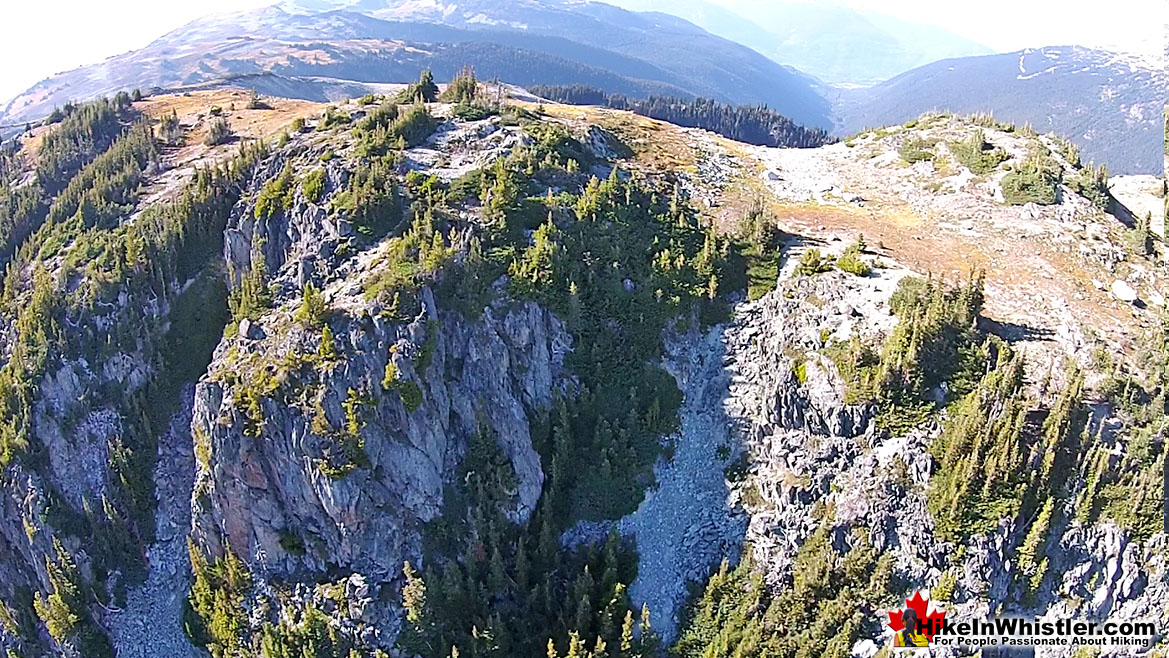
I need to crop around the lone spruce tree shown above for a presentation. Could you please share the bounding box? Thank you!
[418,70,439,102]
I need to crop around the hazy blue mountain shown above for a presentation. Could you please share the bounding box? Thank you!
[608,0,993,85]
[282,0,833,124]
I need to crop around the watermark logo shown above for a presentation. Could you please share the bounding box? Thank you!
[887,591,946,648]
[883,591,1156,650]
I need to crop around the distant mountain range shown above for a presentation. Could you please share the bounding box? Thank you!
[0,0,832,130]
[607,0,993,86]
[832,46,1169,174]
[2,1,1165,173]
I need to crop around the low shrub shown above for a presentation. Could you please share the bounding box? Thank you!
[949,129,1008,174]
[898,137,935,164]
[1002,154,1061,205]
[836,238,870,277]
[795,248,833,276]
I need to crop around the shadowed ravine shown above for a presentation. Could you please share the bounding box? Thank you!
[617,323,747,641]
[108,385,200,658]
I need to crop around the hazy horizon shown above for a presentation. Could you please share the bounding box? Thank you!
[2,0,1165,109]
[698,0,1167,59]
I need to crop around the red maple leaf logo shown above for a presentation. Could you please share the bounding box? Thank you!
[887,591,947,641]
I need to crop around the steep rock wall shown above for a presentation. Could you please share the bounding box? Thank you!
[187,144,573,641]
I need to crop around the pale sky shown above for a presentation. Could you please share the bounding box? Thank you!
[2,0,1166,107]
[774,0,1169,56]
[0,0,275,106]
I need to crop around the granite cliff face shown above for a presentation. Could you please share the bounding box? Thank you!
[181,119,575,641]
[191,289,567,574]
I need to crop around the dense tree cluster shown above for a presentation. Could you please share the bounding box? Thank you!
[439,66,481,106]
[927,329,1163,591]
[1076,307,1169,540]
[1066,163,1110,211]
[819,268,1161,600]
[529,84,832,149]
[0,96,138,267]
[397,69,440,104]
[0,155,44,269]
[254,162,294,219]
[947,128,1008,175]
[227,238,272,326]
[295,282,328,327]
[1001,150,1061,205]
[32,538,113,658]
[727,202,785,301]
[348,100,437,157]
[0,110,158,473]
[317,106,351,132]
[36,95,134,193]
[186,539,251,658]
[259,606,384,658]
[927,346,1032,541]
[331,156,402,238]
[826,275,986,432]
[674,523,894,658]
[404,426,661,658]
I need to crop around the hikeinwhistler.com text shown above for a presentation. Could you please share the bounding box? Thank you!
[922,617,1157,649]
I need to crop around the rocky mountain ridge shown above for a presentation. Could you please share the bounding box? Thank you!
[0,84,1164,658]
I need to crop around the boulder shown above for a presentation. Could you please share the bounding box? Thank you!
[1110,279,1138,303]
[238,318,265,340]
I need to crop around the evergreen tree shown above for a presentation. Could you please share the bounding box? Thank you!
[319,325,338,361]
[296,282,328,327]
[528,85,832,149]
[401,561,438,655]
[619,610,634,656]
[418,70,439,102]
[204,117,232,146]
